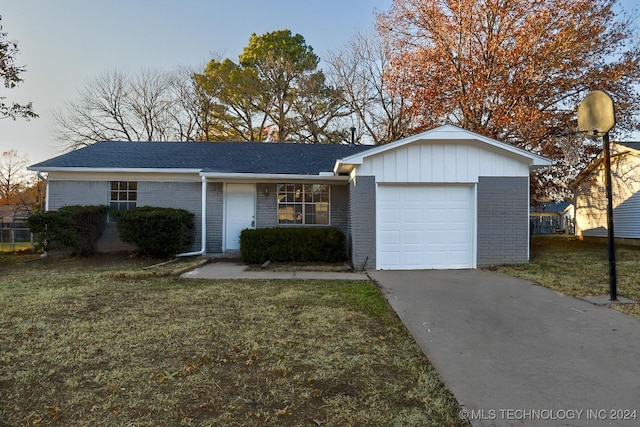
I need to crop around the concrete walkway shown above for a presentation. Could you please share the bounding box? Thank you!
[369,269,640,427]
[181,261,369,281]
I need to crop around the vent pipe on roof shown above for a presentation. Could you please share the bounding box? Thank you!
[350,127,356,146]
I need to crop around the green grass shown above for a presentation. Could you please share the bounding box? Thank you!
[0,254,466,426]
[494,235,640,319]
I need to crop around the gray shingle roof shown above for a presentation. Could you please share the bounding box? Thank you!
[530,201,572,213]
[30,141,376,175]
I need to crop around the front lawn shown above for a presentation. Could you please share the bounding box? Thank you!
[495,236,640,319]
[0,254,466,426]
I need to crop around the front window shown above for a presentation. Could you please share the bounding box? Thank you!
[110,181,137,213]
[277,184,329,225]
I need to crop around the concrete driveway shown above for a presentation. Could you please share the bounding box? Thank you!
[368,269,640,427]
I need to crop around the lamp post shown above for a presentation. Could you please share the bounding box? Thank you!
[577,90,617,301]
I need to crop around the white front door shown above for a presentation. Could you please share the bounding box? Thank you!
[225,183,256,251]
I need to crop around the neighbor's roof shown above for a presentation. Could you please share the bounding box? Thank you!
[530,201,572,214]
[29,141,376,175]
[619,142,640,151]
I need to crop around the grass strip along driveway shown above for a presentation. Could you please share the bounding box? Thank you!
[496,236,640,319]
[0,255,466,426]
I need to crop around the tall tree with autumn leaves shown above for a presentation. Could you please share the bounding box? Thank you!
[378,0,640,200]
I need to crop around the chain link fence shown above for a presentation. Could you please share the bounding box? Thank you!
[0,224,36,252]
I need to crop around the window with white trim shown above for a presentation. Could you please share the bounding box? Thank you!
[110,181,137,213]
[277,184,330,225]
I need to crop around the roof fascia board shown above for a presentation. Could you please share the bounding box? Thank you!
[28,167,348,182]
[199,172,347,182]
[333,159,361,175]
[28,167,203,174]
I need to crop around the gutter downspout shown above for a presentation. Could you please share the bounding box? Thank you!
[176,175,207,257]
[35,171,50,258]
[36,171,49,211]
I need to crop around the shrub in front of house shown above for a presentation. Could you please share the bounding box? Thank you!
[28,205,109,256]
[240,227,347,264]
[115,207,194,258]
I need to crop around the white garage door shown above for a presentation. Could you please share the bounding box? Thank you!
[377,185,474,269]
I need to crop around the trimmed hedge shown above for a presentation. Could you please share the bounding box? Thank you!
[240,227,346,264]
[28,205,109,256]
[116,206,194,258]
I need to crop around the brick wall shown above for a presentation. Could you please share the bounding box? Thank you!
[48,181,109,209]
[138,181,202,252]
[477,176,529,266]
[330,184,349,236]
[256,183,277,228]
[349,176,376,270]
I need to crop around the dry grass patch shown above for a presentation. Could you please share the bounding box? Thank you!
[0,254,466,426]
[245,261,352,273]
[0,242,34,253]
[494,236,640,319]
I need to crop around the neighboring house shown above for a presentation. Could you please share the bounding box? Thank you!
[0,204,33,246]
[0,204,32,226]
[530,202,574,235]
[572,141,640,242]
[29,125,551,269]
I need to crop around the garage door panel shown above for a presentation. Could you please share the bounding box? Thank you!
[449,208,470,222]
[379,208,401,222]
[449,254,472,267]
[449,232,470,244]
[425,227,447,240]
[403,209,424,223]
[379,230,401,245]
[379,251,401,265]
[403,251,424,264]
[377,185,474,269]
[402,231,423,244]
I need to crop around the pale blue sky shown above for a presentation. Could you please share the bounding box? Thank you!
[1,0,638,165]
[1,0,391,163]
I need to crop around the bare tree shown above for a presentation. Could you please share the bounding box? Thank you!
[169,66,205,141]
[53,68,201,150]
[0,149,29,202]
[128,68,174,141]
[291,71,352,143]
[325,29,416,145]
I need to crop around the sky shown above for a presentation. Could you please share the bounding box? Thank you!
[0,0,392,164]
[1,0,638,167]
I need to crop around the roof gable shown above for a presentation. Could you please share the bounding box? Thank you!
[29,141,376,176]
[335,124,552,174]
[571,141,640,187]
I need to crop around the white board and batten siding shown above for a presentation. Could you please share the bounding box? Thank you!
[357,141,531,183]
